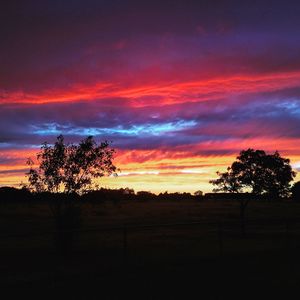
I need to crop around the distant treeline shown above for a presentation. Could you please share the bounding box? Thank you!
[0,186,299,203]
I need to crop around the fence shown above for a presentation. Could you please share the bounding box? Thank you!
[1,218,300,262]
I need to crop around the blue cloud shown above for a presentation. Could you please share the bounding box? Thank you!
[31,120,198,137]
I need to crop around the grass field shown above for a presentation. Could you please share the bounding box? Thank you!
[1,199,300,299]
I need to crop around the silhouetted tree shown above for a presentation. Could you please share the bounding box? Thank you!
[26,135,117,194]
[292,181,300,201]
[157,191,194,201]
[0,186,31,204]
[136,191,156,201]
[25,135,117,256]
[210,149,296,235]
[122,187,135,195]
[194,190,203,197]
[210,149,295,197]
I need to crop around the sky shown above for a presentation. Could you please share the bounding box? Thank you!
[1,0,300,193]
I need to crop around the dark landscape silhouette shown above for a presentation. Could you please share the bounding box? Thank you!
[1,136,300,299]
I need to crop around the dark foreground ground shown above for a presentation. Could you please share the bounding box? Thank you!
[2,249,300,299]
[1,199,300,299]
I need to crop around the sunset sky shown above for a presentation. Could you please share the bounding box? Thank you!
[1,0,300,193]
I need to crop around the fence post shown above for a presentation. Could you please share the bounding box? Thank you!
[218,222,223,257]
[285,220,289,254]
[123,225,128,264]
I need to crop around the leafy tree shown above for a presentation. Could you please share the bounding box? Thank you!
[210,149,296,235]
[291,181,300,201]
[26,135,117,194]
[210,149,296,198]
[25,135,117,256]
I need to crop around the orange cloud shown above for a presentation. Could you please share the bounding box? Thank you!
[2,145,299,193]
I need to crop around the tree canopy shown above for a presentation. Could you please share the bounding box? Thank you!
[26,135,117,194]
[210,149,296,198]
[291,181,300,201]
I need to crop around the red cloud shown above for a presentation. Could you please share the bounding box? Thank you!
[2,71,300,107]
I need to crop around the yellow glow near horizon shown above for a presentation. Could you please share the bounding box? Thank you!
[2,152,299,194]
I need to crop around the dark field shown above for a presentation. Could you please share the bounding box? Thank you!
[1,199,300,299]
